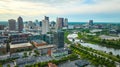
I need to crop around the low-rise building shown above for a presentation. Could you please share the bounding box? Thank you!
[0,44,7,55]
[0,25,5,30]
[51,48,68,58]
[75,60,90,67]
[9,33,30,44]
[90,29,102,33]
[32,40,47,47]
[0,36,8,44]
[48,63,57,67]
[10,43,33,53]
[36,45,56,55]
[16,57,36,66]
[99,35,120,40]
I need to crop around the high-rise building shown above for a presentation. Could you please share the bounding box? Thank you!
[54,30,64,48]
[42,20,49,34]
[88,20,93,26]
[35,20,39,23]
[56,18,64,30]
[28,21,36,29]
[0,25,5,30]
[35,20,40,27]
[45,16,49,22]
[8,19,16,31]
[64,18,68,27]
[39,21,42,27]
[41,16,50,34]
[18,16,23,32]
[51,21,56,28]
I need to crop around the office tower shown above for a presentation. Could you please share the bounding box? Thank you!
[9,33,29,44]
[24,22,28,30]
[0,25,5,30]
[56,18,64,30]
[8,19,16,31]
[64,18,68,27]
[39,21,42,27]
[45,16,49,22]
[28,21,35,29]
[54,30,64,48]
[18,16,23,32]
[42,20,49,34]
[51,21,56,27]
[35,20,38,25]
[41,16,49,34]
[41,34,54,44]
[88,20,93,26]
[35,20,38,23]
[35,20,40,29]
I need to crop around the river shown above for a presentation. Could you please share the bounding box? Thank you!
[67,34,120,55]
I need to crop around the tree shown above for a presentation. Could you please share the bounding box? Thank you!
[72,39,75,42]
[7,64,10,67]
[23,52,27,58]
[109,52,113,55]
[14,65,19,67]
[116,54,120,58]
[6,40,10,52]
[29,51,32,55]
[34,50,40,56]
[0,63,2,67]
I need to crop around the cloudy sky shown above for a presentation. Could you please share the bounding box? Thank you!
[0,0,120,22]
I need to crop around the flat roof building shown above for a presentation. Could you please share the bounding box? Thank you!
[54,30,64,48]
[18,16,23,32]
[8,19,16,31]
[10,43,33,53]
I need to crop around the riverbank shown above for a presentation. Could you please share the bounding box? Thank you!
[67,33,120,55]
[67,33,120,67]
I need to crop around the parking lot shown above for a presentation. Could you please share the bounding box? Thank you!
[37,56,53,62]
[14,55,53,67]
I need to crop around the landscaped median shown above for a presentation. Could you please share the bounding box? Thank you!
[24,54,78,67]
[64,31,71,44]
[70,44,119,67]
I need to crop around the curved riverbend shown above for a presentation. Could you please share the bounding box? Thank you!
[67,33,120,55]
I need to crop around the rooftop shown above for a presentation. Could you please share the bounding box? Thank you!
[37,45,55,49]
[58,60,91,67]
[10,43,32,48]
[99,35,120,40]
[0,44,6,48]
[52,48,68,53]
[48,63,57,67]
[75,60,89,67]
[16,57,36,65]
[33,40,46,44]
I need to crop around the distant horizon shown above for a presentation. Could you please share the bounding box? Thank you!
[0,0,120,22]
[0,21,120,23]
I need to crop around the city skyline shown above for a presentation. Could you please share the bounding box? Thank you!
[0,0,120,22]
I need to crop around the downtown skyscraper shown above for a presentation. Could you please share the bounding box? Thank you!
[17,16,23,32]
[64,18,68,27]
[42,16,50,34]
[56,18,64,30]
[54,30,64,48]
[8,19,16,31]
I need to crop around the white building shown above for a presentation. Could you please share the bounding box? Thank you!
[64,18,68,27]
[42,20,49,34]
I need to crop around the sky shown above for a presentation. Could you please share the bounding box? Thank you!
[0,0,120,22]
